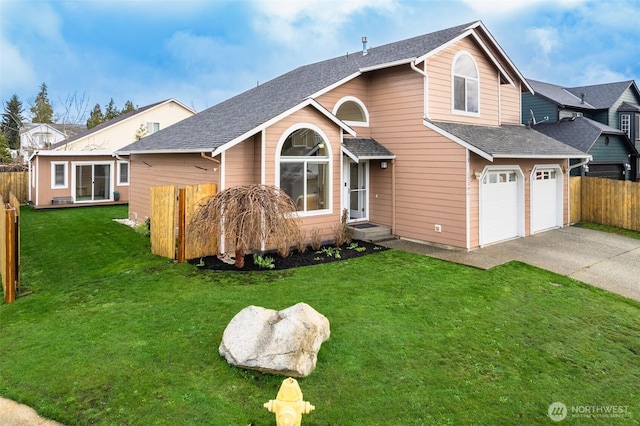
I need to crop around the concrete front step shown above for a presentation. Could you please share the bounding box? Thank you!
[349,223,393,242]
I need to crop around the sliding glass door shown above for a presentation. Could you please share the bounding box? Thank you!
[74,163,111,202]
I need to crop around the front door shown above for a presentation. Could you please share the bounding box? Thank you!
[74,163,111,202]
[343,157,368,221]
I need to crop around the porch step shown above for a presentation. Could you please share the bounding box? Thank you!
[349,223,393,242]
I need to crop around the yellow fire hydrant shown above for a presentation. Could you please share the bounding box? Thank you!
[263,377,315,426]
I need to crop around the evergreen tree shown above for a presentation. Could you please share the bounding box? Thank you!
[121,100,135,114]
[0,133,13,164]
[1,94,24,150]
[30,82,54,123]
[86,103,104,129]
[104,98,119,121]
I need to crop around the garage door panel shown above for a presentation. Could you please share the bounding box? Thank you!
[531,168,561,233]
[481,170,519,245]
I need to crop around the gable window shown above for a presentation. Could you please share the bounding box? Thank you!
[452,52,479,114]
[333,97,369,127]
[621,114,630,138]
[146,122,160,135]
[51,162,68,189]
[117,161,129,185]
[278,127,330,213]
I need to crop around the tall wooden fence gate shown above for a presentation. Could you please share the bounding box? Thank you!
[1,193,20,303]
[150,183,218,262]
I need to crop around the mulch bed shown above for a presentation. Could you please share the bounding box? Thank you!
[190,240,388,271]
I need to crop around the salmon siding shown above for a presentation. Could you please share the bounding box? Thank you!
[120,21,589,251]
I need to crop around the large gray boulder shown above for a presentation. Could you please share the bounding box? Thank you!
[219,302,330,377]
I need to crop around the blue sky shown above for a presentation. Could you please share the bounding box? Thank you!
[1,0,639,123]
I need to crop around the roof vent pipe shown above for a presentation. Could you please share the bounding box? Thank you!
[581,93,585,104]
[362,36,368,55]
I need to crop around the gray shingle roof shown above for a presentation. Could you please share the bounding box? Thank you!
[618,101,640,112]
[120,22,477,154]
[430,121,590,158]
[534,116,627,153]
[565,81,634,109]
[528,79,638,110]
[342,138,396,160]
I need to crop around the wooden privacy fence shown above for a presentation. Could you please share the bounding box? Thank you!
[150,183,218,262]
[0,171,29,204]
[1,193,20,303]
[570,176,640,232]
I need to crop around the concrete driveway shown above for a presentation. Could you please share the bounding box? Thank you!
[382,226,640,302]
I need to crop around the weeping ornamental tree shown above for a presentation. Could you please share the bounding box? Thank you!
[188,185,302,268]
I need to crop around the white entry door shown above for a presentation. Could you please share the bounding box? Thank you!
[480,169,521,246]
[343,157,368,221]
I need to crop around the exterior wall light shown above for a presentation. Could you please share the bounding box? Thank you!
[380,161,388,169]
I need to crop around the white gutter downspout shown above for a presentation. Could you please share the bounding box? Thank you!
[410,59,429,119]
[568,157,591,171]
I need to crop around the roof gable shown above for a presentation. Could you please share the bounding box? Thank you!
[121,20,530,154]
[54,99,194,150]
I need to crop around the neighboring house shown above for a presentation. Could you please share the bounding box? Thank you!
[534,116,637,180]
[28,99,195,208]
[119,21,589,250]
[18,123,84,159]
[523,79,640,180]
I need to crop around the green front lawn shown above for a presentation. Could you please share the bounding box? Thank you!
[1,206,639,425]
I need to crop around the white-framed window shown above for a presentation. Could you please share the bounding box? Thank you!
[117,160,129,185]
[146,122,160,135]
[277,125,331,214]
[621,114,630,138]
[635,115,640,142]
[452,51,479,115]
[51,161,68,189]
[333,96,370,127]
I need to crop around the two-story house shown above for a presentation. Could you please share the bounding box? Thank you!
[28,99,195,208]
[119,21,589,250]
[523,79,639,180]
[19,123,84,159]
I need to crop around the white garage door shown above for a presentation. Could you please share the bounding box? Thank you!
[531,168,561,233]
[481,170,520,246]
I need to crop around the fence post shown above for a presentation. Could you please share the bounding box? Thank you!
[4,207,16,303]
[177,188,186,263]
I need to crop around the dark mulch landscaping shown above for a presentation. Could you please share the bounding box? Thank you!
[190,240,388,271]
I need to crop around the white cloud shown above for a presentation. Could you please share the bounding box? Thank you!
[525,26,560,67]
[251,0,397,45]
[461,0,586,15]
[0,38,37,98]
[573,63,630,85]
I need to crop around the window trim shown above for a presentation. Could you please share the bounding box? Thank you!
[451,51,480,116]
[276,123,333,217]
[621,113,630,138]
[117,160,130,186]
[332,96,370,127]
[51,161,68,189]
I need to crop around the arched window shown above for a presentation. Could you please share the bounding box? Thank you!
[452,52,479,114]
[278,127,330,213]
[333,97,369,126]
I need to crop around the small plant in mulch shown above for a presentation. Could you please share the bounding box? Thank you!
[191,240,387,272]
